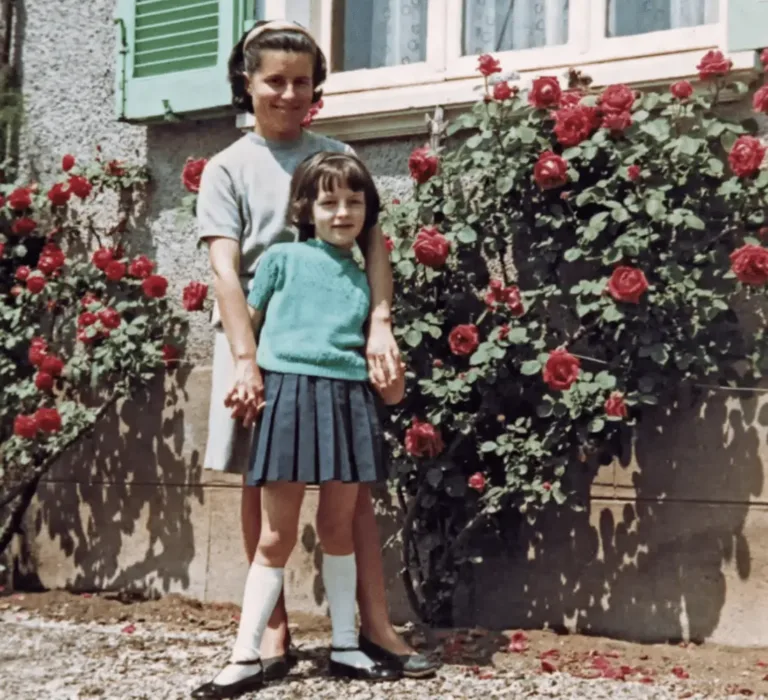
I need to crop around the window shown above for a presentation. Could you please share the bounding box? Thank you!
[234,0,761,140]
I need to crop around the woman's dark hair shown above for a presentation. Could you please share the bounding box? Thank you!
[228,20,327,113]
[288,152,381,259]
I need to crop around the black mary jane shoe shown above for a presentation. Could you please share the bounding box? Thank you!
[262,644,298,682]
[359,634,441,679]
[190,660,264,699]
[328,647,402,681]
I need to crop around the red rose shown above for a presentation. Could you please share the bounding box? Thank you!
[607,266,649,303]
[35,407,62,433]
[602,111,632,133]
[98,308,122,330]
[477,53,501,76]
[182,157,207,193]
[468,472,486,492]
[730,244,768,285]
[533,151,569,190]
[15,265,31,281]
[41,354,64,376]
[41,242,66,265]
[404,419,444,458]
[78,311,97,327]
[34,371,54,392]
[697,49,732,80]
[182,281,208,311]
[627,165,641,181]
[91,247,114,270]
[143,274,169,298]
[553,105,597,147]
[543,348,580,391]
[106,160,125,177]
[12,217,37,235]
[542,481,552,491]
[448,324,480,356]
[47,183,71,207]
[162,344,180,366]
[68,175,93,199]
[413,226,450,268]
[13,414,38,439]
[605,392,628,419]
[384,236,394,252]
[26,273,46,294]
[10,285,22,297]
[300,99,323,127]
[761,48,768,70]
[753,85,768,115]
[408,146,439,184]
[62,154,76,171]
[498,324,510,340]
[528,76,561,109]
[493,81,513,101]
[503,286,525,316]
[37,255,59,275]
[8,187,32,211]
[28,337,47,366]
[728,136,766,178]
[560,89,584,108]
[670,80,693,100]
[81,292,100,308]
[128,254,155,279]
[105,260,127,281]
[77,328,95,345]
[0,242,4,258]
[599,84,635,114]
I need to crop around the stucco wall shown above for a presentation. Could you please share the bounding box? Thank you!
[11,0,768,647]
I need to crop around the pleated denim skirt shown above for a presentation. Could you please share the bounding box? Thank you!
[246,372,389,486]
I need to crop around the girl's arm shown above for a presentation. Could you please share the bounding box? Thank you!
[365,223,402,389]
[209,237,264,427]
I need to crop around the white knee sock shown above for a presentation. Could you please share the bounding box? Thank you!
[323,553,375,669]
[213,563,284,686]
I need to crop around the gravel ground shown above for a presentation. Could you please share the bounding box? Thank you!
[1,608,764,700]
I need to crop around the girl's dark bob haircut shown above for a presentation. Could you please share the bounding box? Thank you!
[228,20,327,113]
[288,152,381,257]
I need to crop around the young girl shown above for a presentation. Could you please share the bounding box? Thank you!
[193,153,405,698]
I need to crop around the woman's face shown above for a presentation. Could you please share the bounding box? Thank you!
[246,50,314,141]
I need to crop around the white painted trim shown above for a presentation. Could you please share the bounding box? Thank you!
[237,48,760,142]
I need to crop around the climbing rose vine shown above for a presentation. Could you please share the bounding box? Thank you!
[0,152,209,553]
[382,50,768,624]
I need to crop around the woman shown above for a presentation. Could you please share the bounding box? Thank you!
[196,19,438,689]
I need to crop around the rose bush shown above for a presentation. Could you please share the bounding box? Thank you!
[382,52,768,623]
[0,151,209,554]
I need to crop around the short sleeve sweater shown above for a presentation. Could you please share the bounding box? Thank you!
[246,239,370,381]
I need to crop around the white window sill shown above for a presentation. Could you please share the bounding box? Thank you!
[235,48,761,143]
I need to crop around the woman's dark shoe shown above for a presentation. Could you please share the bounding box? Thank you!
[328,647,402,681]
[262,644,298,681]
[190,660,264,699]
[359,634,440,679]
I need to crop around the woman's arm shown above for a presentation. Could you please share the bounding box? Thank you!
[365,223,402,388]
[208,237,264,427]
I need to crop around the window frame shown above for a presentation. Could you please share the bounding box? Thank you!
[237,0,759,141]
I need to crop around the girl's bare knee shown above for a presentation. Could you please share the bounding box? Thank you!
[316,514,354,554]
[257,529,297,567]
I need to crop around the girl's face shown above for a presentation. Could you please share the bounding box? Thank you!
[311,182,367,250]
[246,50,314,141]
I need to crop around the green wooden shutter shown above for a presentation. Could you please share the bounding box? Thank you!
[728,0,768,52]
[115,0,251,121]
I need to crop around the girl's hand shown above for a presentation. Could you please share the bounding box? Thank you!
[366,319,402,390]
[375,363,406,405]
[224,357,265,427]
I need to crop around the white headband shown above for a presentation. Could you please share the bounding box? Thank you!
[243,20,314,51]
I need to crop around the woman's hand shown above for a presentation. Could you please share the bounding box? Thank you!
[224,357,265,427]
[366,319,403,391]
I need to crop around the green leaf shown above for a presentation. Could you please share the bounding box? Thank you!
[404,328,423,348]
[496,175,514,194]
[685,214,705,230]
[520,360,542,375]
[564,247,582,262]
[595,371,617,390]
[588,418,605,434]
[480,441,497,453]
[396,260,416,278]
[676,135,701,156]
[602,305,624,322]
[645,198,666,219]
[457,227,477,244]
[536,401,554,418]
[518,126,536,144]
[649,344,669,365]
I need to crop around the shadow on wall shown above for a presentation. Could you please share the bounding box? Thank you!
[15,369,206,596]
[456,392,766,643]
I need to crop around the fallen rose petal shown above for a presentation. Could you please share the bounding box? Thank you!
[757,661,767,668]
[738,690,754,696]
[540,649,560,659]
[671,666,689,679]
[509,639,529,653]
[639,676,654,684]
[121,623,136,634]
[541,659,558,673]
[478,672,495,680]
